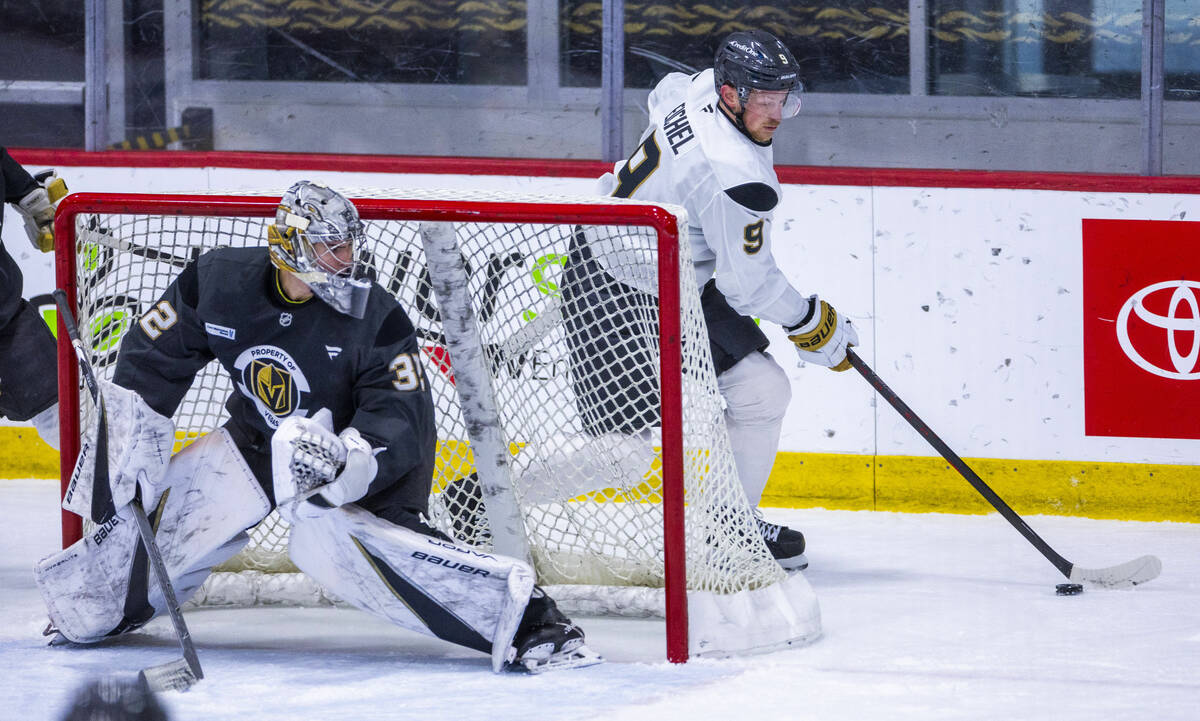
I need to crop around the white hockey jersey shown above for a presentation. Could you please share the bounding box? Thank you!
[599,68,809,327]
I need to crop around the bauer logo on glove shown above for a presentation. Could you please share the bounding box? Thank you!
[786,295,859,372]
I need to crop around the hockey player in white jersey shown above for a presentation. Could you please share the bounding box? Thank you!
[581,30,859,570]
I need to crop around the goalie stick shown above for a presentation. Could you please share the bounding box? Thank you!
[52,289,204,691]
[846,348,1162,590]
[77,217,199,269]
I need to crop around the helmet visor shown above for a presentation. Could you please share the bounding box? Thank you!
[745,88,802,119]
[305,227,364,278]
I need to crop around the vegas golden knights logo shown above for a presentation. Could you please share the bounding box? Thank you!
[252,359,295,414]
[233,345,311,428]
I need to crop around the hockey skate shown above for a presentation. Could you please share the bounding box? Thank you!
[506,588,603,674]
[42,622,72,647]
[755,510,808,571]
[42,607,154,647]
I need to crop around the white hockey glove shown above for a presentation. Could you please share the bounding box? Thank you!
[64,380,176,523]
[271,408,378,523]
[786,295,859,372]
[15,170,68,252]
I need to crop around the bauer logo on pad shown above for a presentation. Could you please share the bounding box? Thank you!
[1082,219,1200,439]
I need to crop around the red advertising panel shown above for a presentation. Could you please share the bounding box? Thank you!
[1083,219,1200,439]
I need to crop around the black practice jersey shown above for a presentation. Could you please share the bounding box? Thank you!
[0,146,57,420]
[113,247,437,512]
[2,145,39,320]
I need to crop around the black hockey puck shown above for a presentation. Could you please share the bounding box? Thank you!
[1056,583,1084,596]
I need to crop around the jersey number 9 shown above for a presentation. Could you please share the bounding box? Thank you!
[743,220,764,255]
[612,136,662,199]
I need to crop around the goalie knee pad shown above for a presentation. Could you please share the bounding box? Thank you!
[35,429,271,643]
[287,504,535,671]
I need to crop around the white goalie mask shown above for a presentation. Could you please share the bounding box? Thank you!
[268,181,372,318]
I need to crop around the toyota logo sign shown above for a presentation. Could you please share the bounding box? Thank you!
[1083,218,1200,439]
[1116,280,1200,380]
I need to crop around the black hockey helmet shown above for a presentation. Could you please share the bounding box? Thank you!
[713,30,802,117]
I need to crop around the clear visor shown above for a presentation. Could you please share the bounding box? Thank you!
[744,89,802,119]
[288,227,372,317]
[302,227,365,279]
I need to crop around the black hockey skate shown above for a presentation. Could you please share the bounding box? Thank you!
[755,510,808,571]
[507,588,603,673]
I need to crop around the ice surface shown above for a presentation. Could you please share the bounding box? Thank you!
[3,477,1197,721]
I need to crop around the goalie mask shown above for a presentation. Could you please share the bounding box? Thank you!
[268,181,372,318]
[713,30,803,120]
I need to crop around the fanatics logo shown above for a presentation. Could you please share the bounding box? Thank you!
[280,312,293,327]
[1082,219,1200,439]
[326,345,342,359]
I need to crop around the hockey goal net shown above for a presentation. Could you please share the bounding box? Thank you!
[54,187,819,661]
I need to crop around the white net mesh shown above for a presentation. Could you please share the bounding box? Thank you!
[67,187,785,613]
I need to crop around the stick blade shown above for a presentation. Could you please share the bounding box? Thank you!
[139,658,202,692]
[1069,554,1162,589]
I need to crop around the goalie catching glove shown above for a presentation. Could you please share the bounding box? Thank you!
[271,408,378,523]
[786,295,859,372]
[15,169,68,252]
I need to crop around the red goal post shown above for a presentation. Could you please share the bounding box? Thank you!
[52,188,818,663]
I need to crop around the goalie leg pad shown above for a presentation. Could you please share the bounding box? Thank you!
[35,429,271,643]
[287,504,535,671]
[32,401,60,451]
[63,380,176,521]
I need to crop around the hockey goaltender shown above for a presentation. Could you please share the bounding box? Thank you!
[34,180,601,674]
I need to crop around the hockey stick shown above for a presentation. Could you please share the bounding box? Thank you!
[78,219,197,268]
[846,348,1161,589]
[53,289,204,691]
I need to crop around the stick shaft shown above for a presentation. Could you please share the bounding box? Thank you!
[846,349,1074,578]
[52,288,204,682]
[129,501,203,678]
